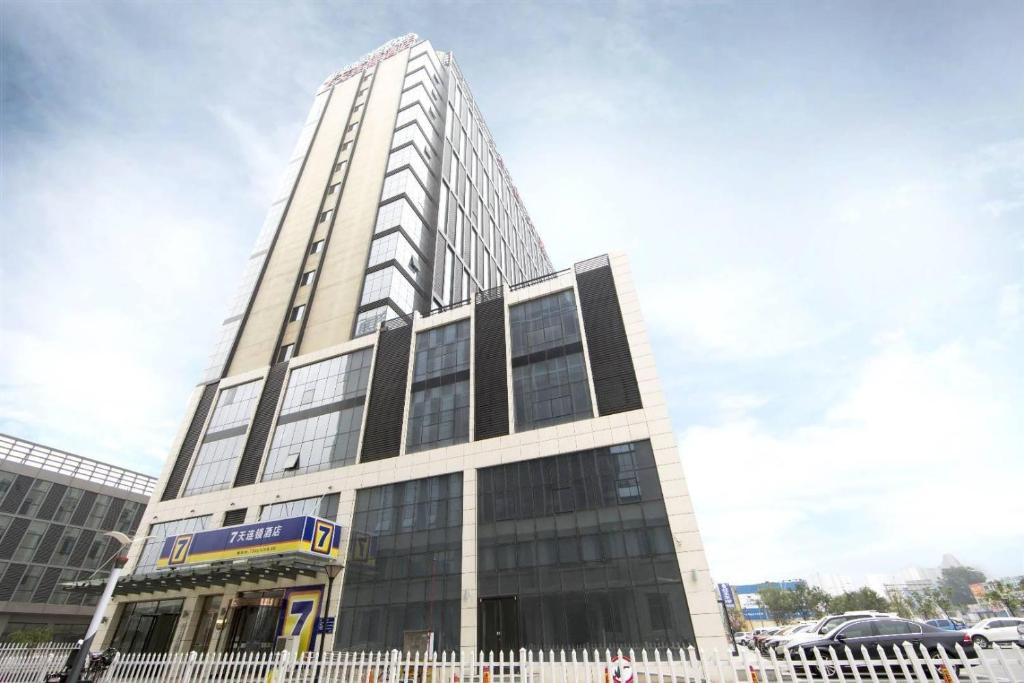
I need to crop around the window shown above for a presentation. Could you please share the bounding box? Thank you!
[301,270,316,286]
[510,291,593,431]
[338,474,462,653]
[334,160,347,173]
[262,348,373,481]
[406,321,471,453]
[182,380,261,497]
[876,620,920,635]
[277,344,295,363]
[11,565,44,603]
[347,122,358,132]
[328,183,340,195]
[289,304,306,322]
[134,516,211,574]
[85,494,113,527]
[319,209,333,224]
[476,442,683,649]
[310,240,325,254]
[260,493,339,522]
[341,141,352,151]
[12,520,49,562]
[18,480,51,517]
[840,621,878,638]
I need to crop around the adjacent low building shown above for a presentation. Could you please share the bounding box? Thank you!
[0,434,154,641]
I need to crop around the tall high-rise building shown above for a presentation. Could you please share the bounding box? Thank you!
[200,34,553,385]
[92,35,727,657]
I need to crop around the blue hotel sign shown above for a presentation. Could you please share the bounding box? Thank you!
[157,515,341,569]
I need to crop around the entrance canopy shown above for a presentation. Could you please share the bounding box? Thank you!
[65,515,343,597]
[66,554,332,597]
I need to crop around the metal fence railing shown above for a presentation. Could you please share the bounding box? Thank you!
[0,643,75,683]
[0,434,156,496]
[0,642,1021,683]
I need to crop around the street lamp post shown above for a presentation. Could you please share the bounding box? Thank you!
[312,562,343,683]
[66,531,135,683]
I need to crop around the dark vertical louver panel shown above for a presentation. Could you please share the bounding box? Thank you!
[234,363,288,487]
[37,483,67,520]
[32,523,65,564]
[0,564,26,601]
[70,491,97,526]
[474,289,509,441]
[0,475,33,513]
[0,517,30,559]
[68,529,96,566]
[32,567,62,603]
[101,498,125,530]
[575,256,643,416]
[162,382,219,501]
[360,321,412,462]
[223,508,247,526]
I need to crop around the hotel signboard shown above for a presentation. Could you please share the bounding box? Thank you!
[156,515,341,569]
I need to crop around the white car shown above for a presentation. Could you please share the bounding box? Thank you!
[967,617,1024,648]
[785,611,897,649]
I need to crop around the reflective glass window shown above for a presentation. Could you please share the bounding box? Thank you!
[406,320,471,453]
[134,516,211,575]
[337,474,462,653]
[262,348,373,481]
[477,441,690,649]
[510,291,593,430]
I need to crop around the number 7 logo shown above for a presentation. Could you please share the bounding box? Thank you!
[311,521,334,554]
[169,534,193,565]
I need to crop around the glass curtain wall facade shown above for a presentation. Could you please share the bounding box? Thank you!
[509,290,593,431]
[336,474,462,652]
[406,320,471,452]
[262,348,373,481]
[477,442,694,649]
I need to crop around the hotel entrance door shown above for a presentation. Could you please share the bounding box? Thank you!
[479,596,520,655]
[225,595,282,653]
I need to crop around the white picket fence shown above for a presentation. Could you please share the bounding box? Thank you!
[0,643,1022,683]
[0,643,75,683]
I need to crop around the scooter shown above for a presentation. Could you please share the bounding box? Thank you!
[45,647,119,683]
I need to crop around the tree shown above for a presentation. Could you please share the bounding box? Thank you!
[8,626,53,645]
[941,566,986,607]
[728,605,749,632]
[885,590,915,619]
[827,587,891,613]
[759,586,799,624]
[985,580,1023,616]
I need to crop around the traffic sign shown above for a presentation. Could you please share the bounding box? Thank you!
[610,656,634,683]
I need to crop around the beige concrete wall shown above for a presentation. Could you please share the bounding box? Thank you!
[227,77,358,375]
[301,48,411,354]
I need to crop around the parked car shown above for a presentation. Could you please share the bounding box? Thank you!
[751,627,782,652]
[764,622,815,656]
[1016,622,1024,648]
[785,611,897,649]
[787,617,978,678]
[733,631,752,647]
[925,618,967,631]
[966,617,1024,648]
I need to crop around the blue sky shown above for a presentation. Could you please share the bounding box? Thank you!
[2,2,1022,585]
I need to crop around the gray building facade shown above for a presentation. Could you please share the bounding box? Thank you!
[0,434,154,641]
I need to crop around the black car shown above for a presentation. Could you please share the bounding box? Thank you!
[787,618,978,679]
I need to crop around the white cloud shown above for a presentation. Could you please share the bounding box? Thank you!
[642,269,833,360]
[681,339,1024,584]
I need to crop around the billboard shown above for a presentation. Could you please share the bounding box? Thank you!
[156,515,341,569]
